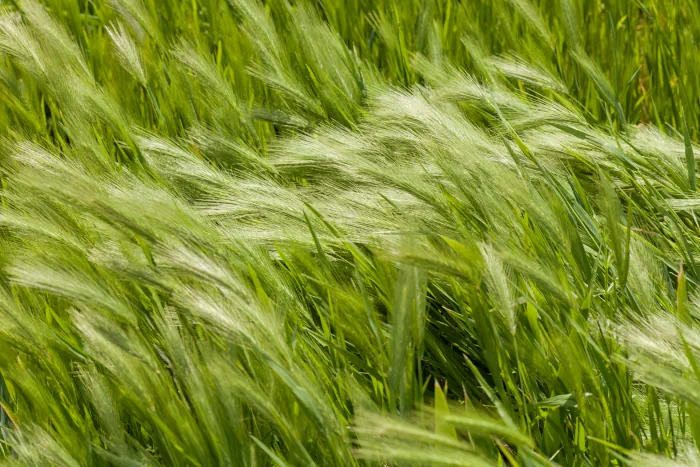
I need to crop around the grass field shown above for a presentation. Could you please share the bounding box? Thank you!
[0,0,699,465]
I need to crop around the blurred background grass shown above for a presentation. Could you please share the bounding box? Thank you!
[2,0,700,142]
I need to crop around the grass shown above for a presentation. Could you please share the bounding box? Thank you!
[0,0,699,465]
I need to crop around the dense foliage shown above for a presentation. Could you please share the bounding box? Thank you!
[0,0,699,465]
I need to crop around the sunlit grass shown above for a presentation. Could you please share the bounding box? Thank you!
[0,0,699,465]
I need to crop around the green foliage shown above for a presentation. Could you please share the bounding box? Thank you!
[0,0,699,465]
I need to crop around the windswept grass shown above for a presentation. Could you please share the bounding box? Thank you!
[0,0,699,465]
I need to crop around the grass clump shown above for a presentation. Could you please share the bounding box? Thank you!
[0,0,700,465]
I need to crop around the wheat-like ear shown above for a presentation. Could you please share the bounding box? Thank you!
[107,22,147,86]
